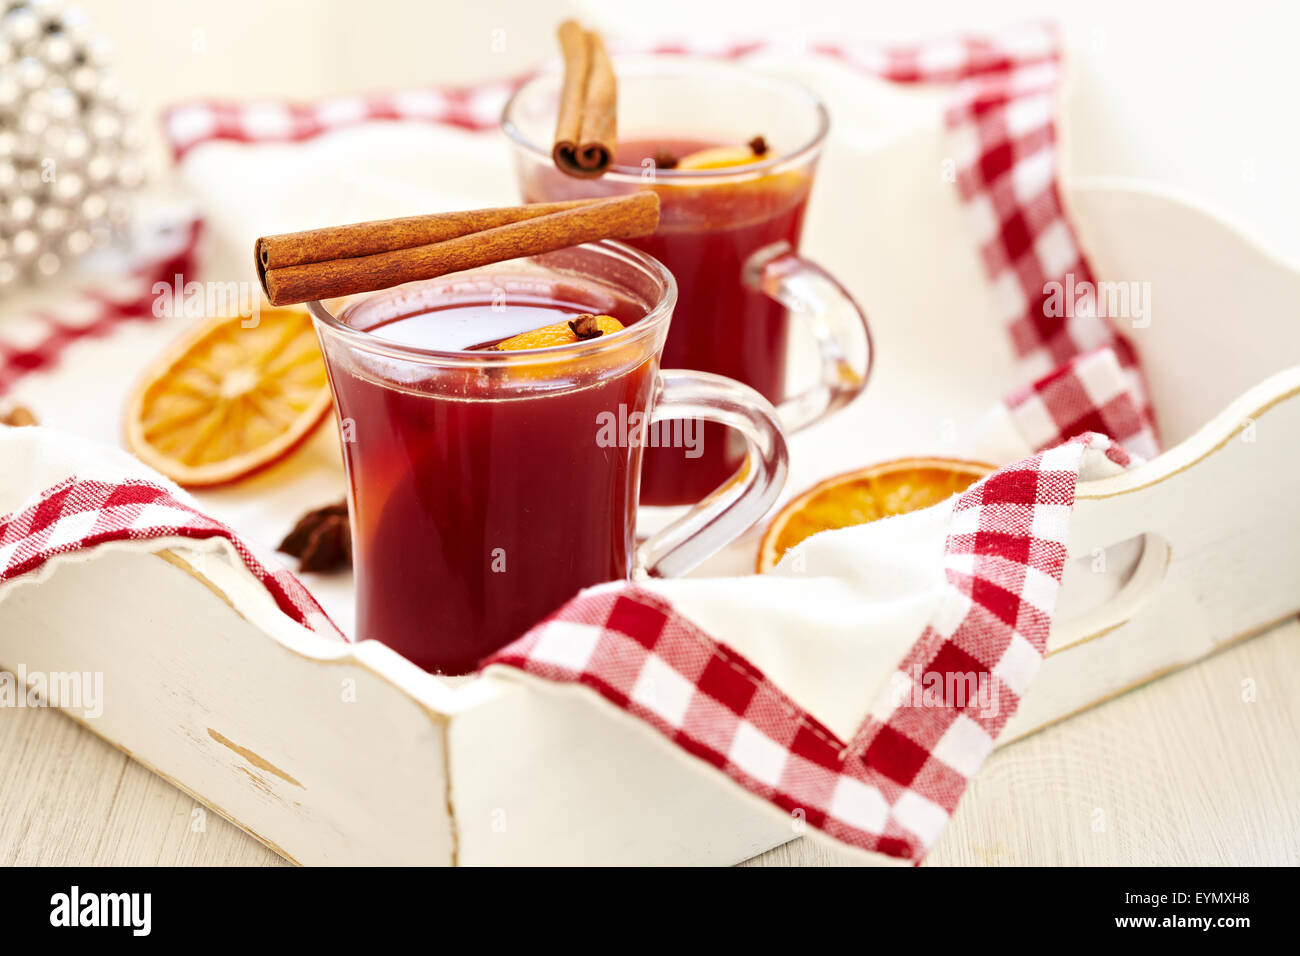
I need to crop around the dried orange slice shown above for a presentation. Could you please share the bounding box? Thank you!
[492,313,623,351]
[757,458,996,572]
[124,307,332,487]
[675,145,764,171]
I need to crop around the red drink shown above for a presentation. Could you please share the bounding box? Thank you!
[619,138,809,504]
[330,289,652,674]
[310,243,789,676]
[517,139,814,504]
[506,61,869,509]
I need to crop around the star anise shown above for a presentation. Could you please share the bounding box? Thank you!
[279,499,351,573]
[1,405,38,427]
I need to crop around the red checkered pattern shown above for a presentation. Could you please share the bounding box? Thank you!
[162,80,531,161]
[0,220,202,397]
[1003,346,1158,460]
[161,28,1064,162]
[0,476,343,640]
[488,432,1131,863]
[812,22,1059,82]
[914,30,1156,450]
[815,24,1157,455]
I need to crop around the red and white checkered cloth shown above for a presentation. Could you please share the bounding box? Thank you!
[0,220,202,397]
[0,475,342,640]
[488,432,1132,862]
[832,23,1157,456]
[1002,346,1158,459]
[0,26,1156,863]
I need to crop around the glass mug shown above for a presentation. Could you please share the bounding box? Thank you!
[503,57,871,506]
[309,241,787,675]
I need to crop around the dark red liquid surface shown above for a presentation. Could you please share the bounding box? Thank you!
[521,137,813,504]
[330,295,653,674]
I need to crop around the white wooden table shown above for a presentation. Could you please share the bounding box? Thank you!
[3,618,1296,866]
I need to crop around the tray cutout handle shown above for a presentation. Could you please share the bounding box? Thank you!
[1052,531,1171,653]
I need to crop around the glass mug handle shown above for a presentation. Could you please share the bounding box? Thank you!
[742,241,872,432]
[636,369,789,579]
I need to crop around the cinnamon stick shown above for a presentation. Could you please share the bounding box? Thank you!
[552,20,617,178]
[255,193,660,306]
[259,199,608,274]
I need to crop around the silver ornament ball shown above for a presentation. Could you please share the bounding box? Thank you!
[2,8,41,49]
[0,0,143,286]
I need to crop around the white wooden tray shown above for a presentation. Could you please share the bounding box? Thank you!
[1,179,1298,865]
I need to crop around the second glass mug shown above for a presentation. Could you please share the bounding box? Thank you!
[309,241,787,675]
[503,57,872,506]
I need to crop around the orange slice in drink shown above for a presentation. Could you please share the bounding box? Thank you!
[124,307,333,487]
[675,145,764,171]
[756,458,996,572]
[492,313,623,351]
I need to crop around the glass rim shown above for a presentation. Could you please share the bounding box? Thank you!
[306,239,678,368]
[500,54,831,183]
